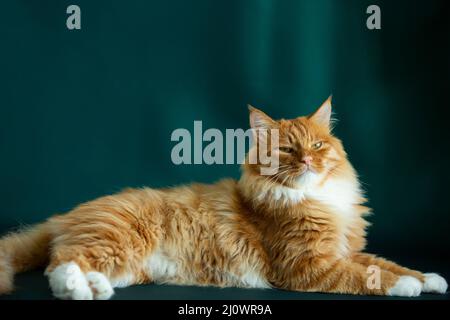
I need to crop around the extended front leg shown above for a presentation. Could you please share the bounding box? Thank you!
[352,252,447,294]
[273,258,423,297]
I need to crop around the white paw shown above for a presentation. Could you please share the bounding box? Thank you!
[86,272,114,300]
[388,276,422,297]
[423,273,448,294]
[47,262,93,300]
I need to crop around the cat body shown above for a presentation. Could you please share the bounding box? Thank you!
[0,97,447,299]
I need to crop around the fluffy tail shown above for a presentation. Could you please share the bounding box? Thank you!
[0,222,51,294]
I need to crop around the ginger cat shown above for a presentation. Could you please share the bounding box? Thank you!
[0,97,447,299]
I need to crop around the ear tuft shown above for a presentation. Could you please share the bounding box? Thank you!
[248,105,276,129]
[308,95,333,128]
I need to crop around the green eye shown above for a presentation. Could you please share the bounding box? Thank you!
[279,147,294,153]
[312,141,323,150]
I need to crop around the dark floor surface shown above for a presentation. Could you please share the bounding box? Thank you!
[1,264,449,300]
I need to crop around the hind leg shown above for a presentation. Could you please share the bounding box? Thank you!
[45,239,155,300]
[86,271,115,300]
[45,261,97,300]
[45,232,159,299]
[45,245,148,300]
[45,242,119,300]
[45,233,152,300]
[44,188,163,299]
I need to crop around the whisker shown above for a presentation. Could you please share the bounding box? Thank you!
[263,168,290,185]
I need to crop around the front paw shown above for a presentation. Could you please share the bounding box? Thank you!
[422,273,447,294]
[387,276,422,297]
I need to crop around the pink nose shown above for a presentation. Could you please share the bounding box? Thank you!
[302,156,313,165]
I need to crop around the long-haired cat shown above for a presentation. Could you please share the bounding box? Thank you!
[0,97,447,299]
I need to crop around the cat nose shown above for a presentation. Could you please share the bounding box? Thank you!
[301,156,313,165]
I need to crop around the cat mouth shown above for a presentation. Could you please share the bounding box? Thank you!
[297,164,316,175]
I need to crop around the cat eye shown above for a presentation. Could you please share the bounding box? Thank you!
[312,141,323,150]
[279,147,294,153]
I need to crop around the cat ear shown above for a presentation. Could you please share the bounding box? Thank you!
[248,105,277,129]
[308,95,333,128]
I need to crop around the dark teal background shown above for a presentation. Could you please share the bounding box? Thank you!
[0,0,449,299]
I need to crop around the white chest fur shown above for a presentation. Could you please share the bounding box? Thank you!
[261,172,361,217]
[258,172,362,258]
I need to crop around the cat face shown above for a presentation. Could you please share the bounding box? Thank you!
[247,97,348,187]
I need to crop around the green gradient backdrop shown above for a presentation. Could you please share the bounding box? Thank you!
[0,0,449,264]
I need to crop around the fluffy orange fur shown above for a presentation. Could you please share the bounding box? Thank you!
[0,97,446,298]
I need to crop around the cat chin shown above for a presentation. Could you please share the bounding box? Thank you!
[293,170,321,188]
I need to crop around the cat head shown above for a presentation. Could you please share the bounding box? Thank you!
[243,96,351,189]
